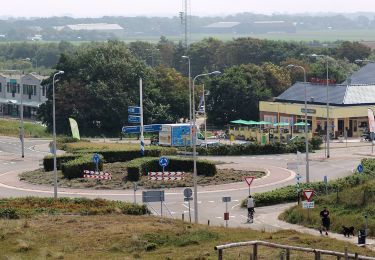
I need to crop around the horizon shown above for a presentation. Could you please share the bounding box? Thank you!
[2,0,375,19]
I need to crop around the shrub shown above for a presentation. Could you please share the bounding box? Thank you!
[56,136,81,150]
[195,141,308,156]
[43,154,82,171]
[0,208,20,219]
[61,154,104,179]
[126,157,217,181]
[309,137,323,150]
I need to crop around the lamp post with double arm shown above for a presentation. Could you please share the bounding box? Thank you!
[287,64,310,183]
[192,71,221,223]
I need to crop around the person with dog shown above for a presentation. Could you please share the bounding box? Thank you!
[319,207,330,235]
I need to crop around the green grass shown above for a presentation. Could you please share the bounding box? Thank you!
[0,118,50,138]
[0,214,374,259]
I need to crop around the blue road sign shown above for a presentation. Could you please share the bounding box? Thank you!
[159,156,169,168]
[357,164,363,173]
[128,115,141,123]
[128,106,141,115]
[93,153,100,164]
[144,124,162,132]
[122,126,141,134]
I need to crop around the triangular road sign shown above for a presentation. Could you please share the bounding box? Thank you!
[244,176,255,186]
[303,189,314,202]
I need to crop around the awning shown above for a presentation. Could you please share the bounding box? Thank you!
[0,97,42,108]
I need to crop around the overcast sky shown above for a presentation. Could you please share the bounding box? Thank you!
[2,0,375,18]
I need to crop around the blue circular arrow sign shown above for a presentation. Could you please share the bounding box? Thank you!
[159,156,169,168]
[93,153,100,164]
[357,164,363,173]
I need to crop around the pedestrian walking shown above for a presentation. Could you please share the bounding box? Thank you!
[319,206,330,236]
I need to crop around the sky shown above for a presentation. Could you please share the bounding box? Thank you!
[2,0,375,18]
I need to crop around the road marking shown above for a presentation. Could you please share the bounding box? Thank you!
[241,156,247,159]
[230,216,236,218]
[232,199,239,202]
[208,200,215,203]
[216,216,222,219]
[232,203,240,210]
[3,163,9,165]
[10,162,15,164]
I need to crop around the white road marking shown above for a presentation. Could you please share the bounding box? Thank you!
[216,216,222,219]
[10,162,15,164]
[232,203,240,210]
[230,216,236,218]
[208,200,215,203]
[232,199,239,202]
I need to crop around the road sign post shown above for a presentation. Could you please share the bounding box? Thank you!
[244,176,255,196]
[303,189,315,220]
[222,196,231,228]
[296,173,302,204]
[324,175,328,194]
[184,188,193,222]
[92,153,100,172]
[133,182,138,204]
[159,157,169,173]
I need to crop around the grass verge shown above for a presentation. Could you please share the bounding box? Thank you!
[0,118,50,138]
[0,214,374,259]
[19,164,265,189]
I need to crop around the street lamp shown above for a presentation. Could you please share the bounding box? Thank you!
[182,56,192,144]
[192,70,221,224]
[309,54,330,158]
[52,70,64,199]
[287,64,310,183]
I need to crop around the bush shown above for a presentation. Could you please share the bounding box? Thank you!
[195,141,308,156]
[126,157,217,181]
[43,154,82,171]
[56,136,81,150]
[61,154,104,179]
[309,137,323,150]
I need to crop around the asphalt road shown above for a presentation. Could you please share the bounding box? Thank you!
[0,136,372,229]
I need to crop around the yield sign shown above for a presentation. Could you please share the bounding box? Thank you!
[303,190,314,202]
[244,176,255,186]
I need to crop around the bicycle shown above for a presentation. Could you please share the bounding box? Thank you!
[247,208,254,223]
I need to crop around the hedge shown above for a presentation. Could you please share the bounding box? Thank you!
[126,157,217,181]
[43,154,82,171]
[61,154,104,179]
[74,147,177,163]
[194,138,322,156]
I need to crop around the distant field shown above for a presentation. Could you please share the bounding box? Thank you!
[0,118,50,138]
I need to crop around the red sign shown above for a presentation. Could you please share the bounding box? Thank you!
[303,190,314,202]
[224,212,229,220]
[244,176,255,186]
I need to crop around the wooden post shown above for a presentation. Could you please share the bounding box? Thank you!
[354,252,359,260]
[337,256,341,260]
[314,251,321,260]
[286,249,290,260]
[280,251,285,260]
[253,244,258,260]
[208,220,210,226]
[344,247,348,260]
[182,213,184,221]
[218,249,223,260]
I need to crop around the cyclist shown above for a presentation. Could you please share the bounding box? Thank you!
[247,195,255,223]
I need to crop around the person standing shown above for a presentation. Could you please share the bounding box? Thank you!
[320,207,330,236]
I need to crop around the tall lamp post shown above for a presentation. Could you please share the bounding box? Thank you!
[182,56,192,144]
[192,71,221,223]
[310,54,330,158]
[287,64,310,183]
[52,70,64,199]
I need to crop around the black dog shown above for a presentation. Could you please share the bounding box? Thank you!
[342,226,355,237]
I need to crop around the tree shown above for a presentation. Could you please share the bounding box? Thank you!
[206,64,272,126]
[261,62,291,96]
[335,41,371,63]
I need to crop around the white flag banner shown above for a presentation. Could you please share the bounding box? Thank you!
[368,108,375,133]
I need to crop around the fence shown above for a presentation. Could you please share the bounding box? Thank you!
[215,240,375,260]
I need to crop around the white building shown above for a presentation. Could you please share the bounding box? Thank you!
[0,72,48,119]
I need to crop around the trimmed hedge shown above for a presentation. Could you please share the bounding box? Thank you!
[61,154,104,179]
[127,157,217,181]
[194,138,322,156]
[43,154,82,171]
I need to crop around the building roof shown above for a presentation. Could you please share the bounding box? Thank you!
[276,82,375,105]
[204,22,240,28]
[55,23,124,31]
[343,63,375,85]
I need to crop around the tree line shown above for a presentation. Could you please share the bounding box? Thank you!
[34,37,374,136]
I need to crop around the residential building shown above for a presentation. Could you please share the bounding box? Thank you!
[0,72,48,120]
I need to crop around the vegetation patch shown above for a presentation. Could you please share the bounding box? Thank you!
[0,215,373,259]
[0,118,50,138]
[279,158,375,237]
[0,197,148,218]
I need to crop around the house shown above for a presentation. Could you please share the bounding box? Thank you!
[0,72,48,120]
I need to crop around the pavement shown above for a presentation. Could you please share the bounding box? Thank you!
[0,136,374,249]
